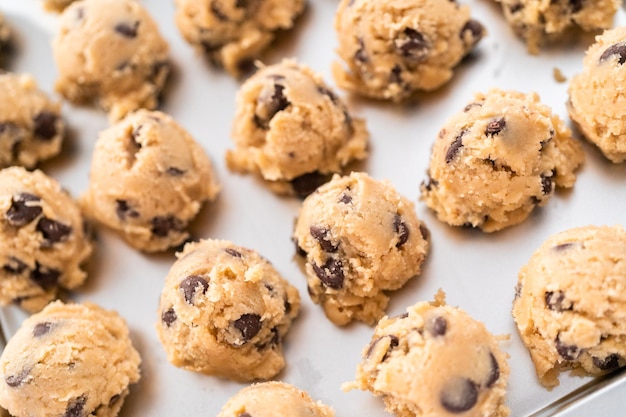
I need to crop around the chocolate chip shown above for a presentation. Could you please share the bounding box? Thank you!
[593,353,621,370]
[426,315,447,337]
[211,1,229,21]
[440,377,478,413]
[395,28,429,62]
[224,248,242,257]
[151,215,183,237]
[161,307,177,326]
[545,290,572,312]
[6,193,42,226]
[355,38,368,63]
[238,413,252,417]
[130,126,143,148]
[284,298,292,314]
[339,192,352,204]
[30,262,60,290]
[235,0,251,7]
[293,238,307,257]
[555,334,580,360]
[541,174,553,195]
[599,42,626,65]
[114,21,139,38]
[5,368,30,387]
[255,83,290,128]
[291,172,329,198]
[115,200,139,221]
[389,64,403,84]
[570,0,583,13]
[485,118,506,136]
[312,258,344,289]
[423,176,439,191]
[33,322,53,337]
[64,395,86,417]
[460,20,484,46]
[33,111,58,140]
[464,102,483,112]
[485,352,500,388]
[36,217,71,245]
[393,214,410,248]
[509,3,524,12]
[310,225,338,252]
[445,130,466,163]
[180,275,209,304]
[366,335,399,362]
[109,394,121,406]
[514,282,522,299]
[233,314,262,342]
[553,242,575,251]
[317,86,338,104]
[166,167,185,176]
[419,223,430,241]
[3,257,27,274]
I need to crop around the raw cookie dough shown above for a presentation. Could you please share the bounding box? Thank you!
[157,239,301,382]
[175,0,306,76]
[0,167,93,313]
[43,0,78,12]
[420,89,584,233]
[495,0,620,53]
[0,301,141,417]
[0,72,64,169]
[333,0,485,102]
[227,59,368,197]
[568,27,626,163]
[53,0,170,121]
[344,291,510,417]
[81,110,219,253]
[217,381,335,417]
[513,225,626,388]
[293,172,430,326]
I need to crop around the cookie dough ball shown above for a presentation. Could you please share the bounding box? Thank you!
[53,0,170,121]
[81,110,219,253]
[569,27,626,163]
[495,0,619,53]
[0,167,93,313]
[513,225,626,388]
[157,239,301,381]
[333,0,485,102]
[175,0,306,76]
[344,291,510,417]
[0,73,64,169]
[227,59,368,197]
[293,172,430,326]
[43,0,78,12]
[421,89,584,233]
[217,382,334,417]
[0,301,140,417]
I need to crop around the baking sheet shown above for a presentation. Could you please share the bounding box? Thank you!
[0,1,625,416]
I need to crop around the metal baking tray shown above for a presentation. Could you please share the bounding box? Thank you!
[0,1,625,416]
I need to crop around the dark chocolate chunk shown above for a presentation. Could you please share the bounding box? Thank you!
[541,174,553,195]
[30,262,60,290]
[180,275,209,304]
[426,315,447,337]
[238,413,252,417]
[224,248,242,257]
[382,335,399,361]
[460,20,485,46]
[355,38,368,63]
[36,217,72,245]
[293,238,307,257]
[599,42,626,65]
[395,28,429,62]
[151,215,183,237]
[284,298,292,314]
[440,377,479,413]
[6,193,42,226]
[64,395,86,417]
[339,192,352,204]
[233,313,262,342]
[393,214,410,248]
[161,307,177,326]
[115,200,139,221]
[109,394,121,406]
[114,21,139,38]
[33,321,53,337]
[445,130,466,163]
[33,111,58,140]
[545,290,572,312]
[310,225,338,252]
[593,353,621,370]
[389,64,403,84]
[555,334,580,360]
[570,0,583,13]
[485,352,500,388]
[255,83,290,128]
[3,257,27,274]
[166,167,185,176]
[366,335,399,362]
[509,3,524,13]
[485,117,506,136]
[311,258,344,289]
[317,85,338,104]
[553,242,575,251]
[5,368,30,387]
[291,172,329,198]
[464,102,483,112]
[235,0,251,8]
[423,176,439,191]
[419,223,430,241]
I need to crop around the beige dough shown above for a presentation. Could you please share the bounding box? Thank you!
[420,89,584,232]
[157,239,301,382]
[513,225,626,388]
[0,72,64,169]
[42,0,78,12]
[81,110,219,253]
[0,301,141,417]
[568,27,626,163]
[0,167,93,313]
[53,0,170,121]
[217,381,334,417]
[333,0,485,102]
[175,0,306,76]
[227,59,368,197]
[344,291,510,417]
[293,172,430,326]
[495,0,620,53]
